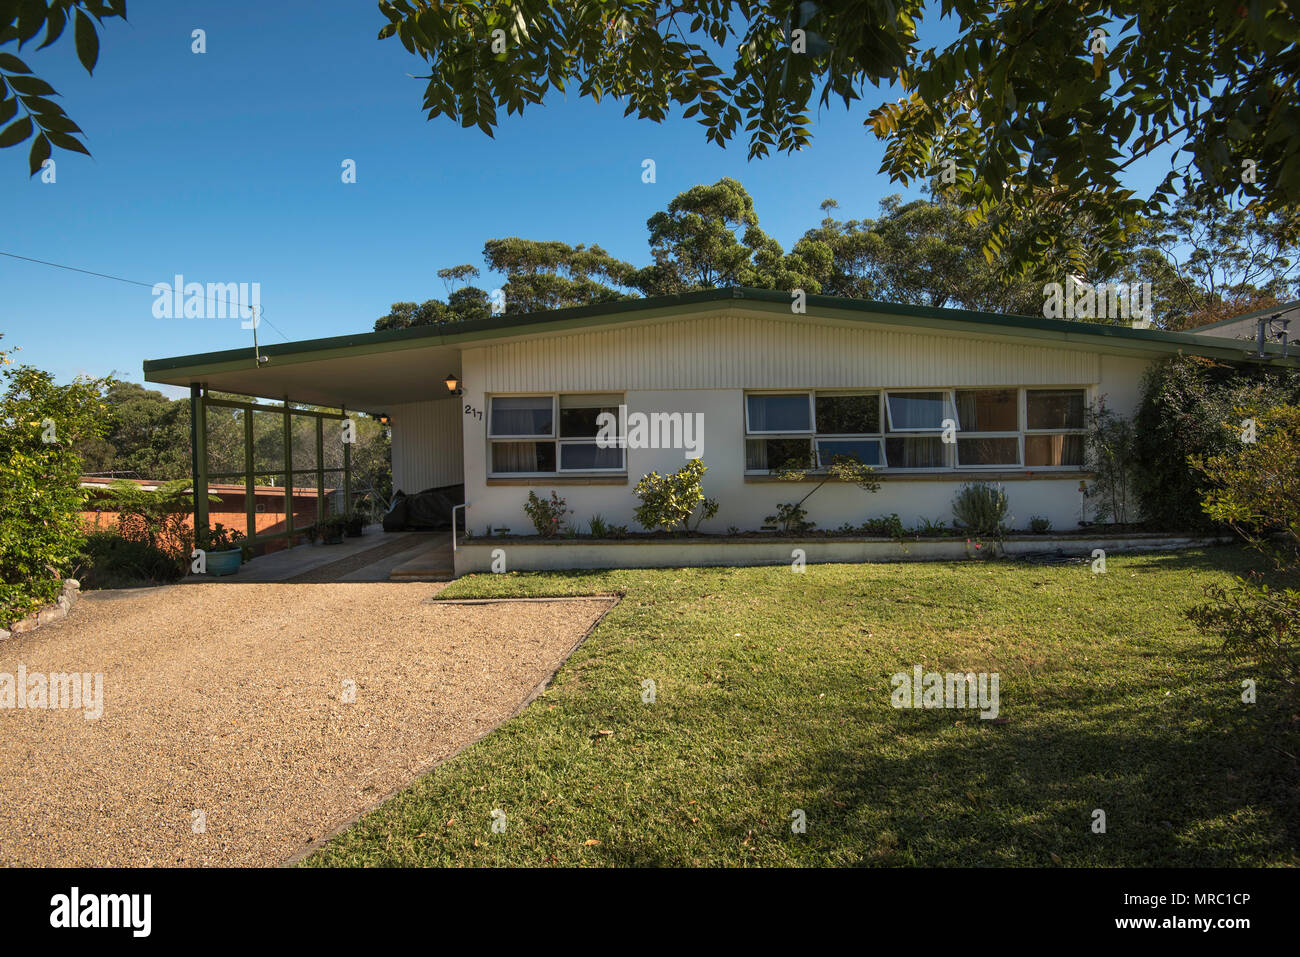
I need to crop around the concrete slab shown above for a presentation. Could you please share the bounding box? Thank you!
[183,526,431,584]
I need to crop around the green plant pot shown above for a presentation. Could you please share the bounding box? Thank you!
[206,548,242,576]
[323,529,344,545]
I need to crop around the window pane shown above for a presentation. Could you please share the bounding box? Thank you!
[559,405,619,438]
[747,394,810,432]
[746,438,813,471]
[886,392,949,430]
[559,443,623,470]
[491,441,556,473]
[816,393,880,434]
[956,389,1018,432]
[885,436,947,468]
[1026,390,1085,430]
[817,439,883,467]
[490,396,553,436]
[957,436,1020,466]
[1025,434,1084,467]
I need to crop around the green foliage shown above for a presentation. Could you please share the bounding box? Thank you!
[952,482,1011,537]
[376,1,1300,273]
[522,490,570,538]
[99,477,199,559]
[1,1,127,176]
[633,458,718,533]
[1133,356,1300,530]
[0,362,109,625]
[765,502,815,535]
[861,513,905,538]
[1189,404,1300,698]
[1084,399,1139,524]
[194,522,245,552]
[1029,516,1052,534]
[587,514,608,539]
[75,530,183,589]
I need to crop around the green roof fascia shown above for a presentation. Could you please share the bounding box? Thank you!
[143,286,1300,382]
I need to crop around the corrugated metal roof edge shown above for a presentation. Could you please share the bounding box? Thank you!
[142,286,1300,376]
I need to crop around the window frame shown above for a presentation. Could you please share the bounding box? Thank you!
[742,386,1093,475]
[488,393,626,477]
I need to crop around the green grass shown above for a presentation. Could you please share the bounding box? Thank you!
[304,546,1299,867]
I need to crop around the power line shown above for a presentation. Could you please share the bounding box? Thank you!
[0,249,293,343]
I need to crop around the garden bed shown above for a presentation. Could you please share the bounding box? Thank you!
[454,531,1230,574]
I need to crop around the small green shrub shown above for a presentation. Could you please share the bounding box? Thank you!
[1029,515,1052,533]
[952,482,1011,536]
[916,517,949,536]
[76,531,185,589]
[588,514,608,538]
[766,502,815,534]
[861,514,905,538]
[523,490,571,538]
[606,524,629,539]
[633,459,718,533]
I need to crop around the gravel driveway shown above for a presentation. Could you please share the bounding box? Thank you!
[0,583,614,867]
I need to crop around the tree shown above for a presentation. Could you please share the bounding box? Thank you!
[1135,195,1299,330]
[1,0,126,175]
[376,1,1299,273]
[0,361,109,625]
[484,238,638,313]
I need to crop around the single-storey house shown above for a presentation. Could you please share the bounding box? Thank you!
[143,288,1298,571]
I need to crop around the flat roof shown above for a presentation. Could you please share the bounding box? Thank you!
[143,287,1300,407]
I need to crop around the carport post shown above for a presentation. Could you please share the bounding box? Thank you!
[342,404,351,518]
[244,402,255,540]
[282,397,293,541]
[316,416,325,521]
[190,384,209,538]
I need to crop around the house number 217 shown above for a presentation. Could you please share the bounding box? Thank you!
[464,404,483,420]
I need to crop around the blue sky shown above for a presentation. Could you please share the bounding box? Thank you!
[2,2,1167,396]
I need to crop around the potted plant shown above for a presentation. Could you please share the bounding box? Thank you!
[302,522,320,546]
[321,515,345,545]
[195,523,246,576]
[344,510,365,538]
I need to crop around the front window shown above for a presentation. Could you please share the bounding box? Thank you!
[1024,389,1086,467]
[489,393,625,474]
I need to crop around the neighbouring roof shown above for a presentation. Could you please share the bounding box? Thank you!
[79,476,326,497]
[143,286,1300,409]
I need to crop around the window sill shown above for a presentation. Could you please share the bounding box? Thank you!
[487,475,629,486]
[744,470,1094,483]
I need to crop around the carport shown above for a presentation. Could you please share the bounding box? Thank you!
[143,325,469,548]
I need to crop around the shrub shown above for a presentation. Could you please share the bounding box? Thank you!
[1133,355,1300,530]
[1083,399,1138,524]
[952,482,1011,536]
[861,513,905,538]
[1029,515,1052,533]
[1188,404,1300,699]
[101,478,200,561]
[633,459,718,533]
[588,514,608,538]
[0,362,110,626]
[766,502,815,534]
[76,531,185,590]
[523,490,570,538]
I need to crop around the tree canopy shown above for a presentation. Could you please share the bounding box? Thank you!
[376,0,1299,273]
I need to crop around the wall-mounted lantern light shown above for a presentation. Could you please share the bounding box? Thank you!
[444,373,462,395]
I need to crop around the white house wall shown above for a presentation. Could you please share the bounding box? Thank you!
[457,312,1152,537]
[389,397,463,493]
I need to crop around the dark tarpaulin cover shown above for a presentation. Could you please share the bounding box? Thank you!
[382,485,464,531]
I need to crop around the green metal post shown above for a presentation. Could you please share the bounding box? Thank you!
[191,385,209,537]
[244,402,255,540]
[283,397,293,542]
[316,416,325,522]
[342,405,351,519]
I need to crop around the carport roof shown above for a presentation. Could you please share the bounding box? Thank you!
[143,286,1299,410]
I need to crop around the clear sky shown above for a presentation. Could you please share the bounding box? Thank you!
[2,2,1168,397]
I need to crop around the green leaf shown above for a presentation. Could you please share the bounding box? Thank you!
[27,130,48,175]
[5,73,54,96]
[43,128,89,154]
[0,51,33,73]
[0,113,32,147]
[74,9,99,74]
[0,94,16,125]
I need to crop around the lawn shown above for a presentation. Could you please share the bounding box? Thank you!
[304,546,1299,867]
